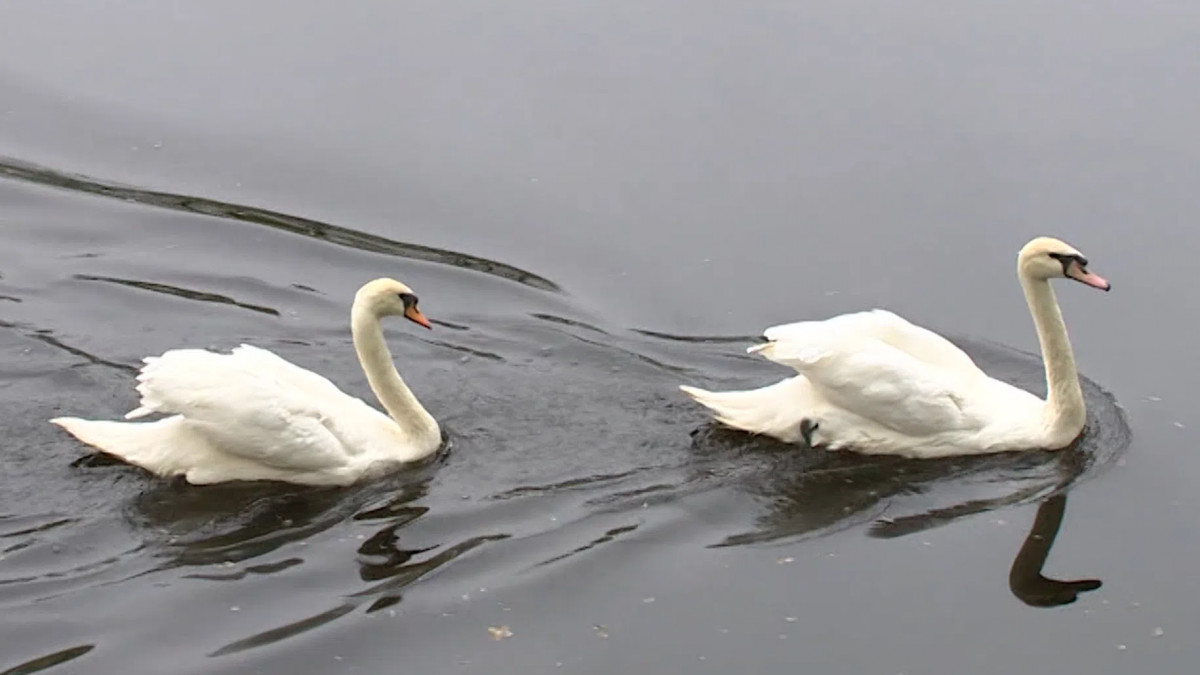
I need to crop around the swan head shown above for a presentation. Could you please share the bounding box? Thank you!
[355,278,433,329]
[1018,237,1110,291]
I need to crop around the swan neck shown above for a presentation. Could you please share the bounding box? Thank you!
[1020,274,1085,437]
[351,303,437,439]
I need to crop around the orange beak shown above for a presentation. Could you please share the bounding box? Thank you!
[1065,261,1111,291]
[404,304,433,329]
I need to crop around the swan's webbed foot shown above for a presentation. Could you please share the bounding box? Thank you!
[800,418,820,447]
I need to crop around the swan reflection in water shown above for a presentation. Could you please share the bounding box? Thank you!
[113,454,510,657]
[125,463,437,569]
[684,423,1107,608]
[1009,493,1101,607]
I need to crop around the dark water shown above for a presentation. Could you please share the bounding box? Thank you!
[1,2,1197,673]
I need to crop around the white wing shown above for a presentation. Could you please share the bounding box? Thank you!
[126,345,365,471]
[754,311,985,436]
[763,309,981,375]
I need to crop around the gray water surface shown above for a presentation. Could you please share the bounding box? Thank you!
[1,2,1196,674]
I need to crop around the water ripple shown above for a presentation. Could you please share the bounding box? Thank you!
[0,155,561,293]
[73,275,280,316]
[0,644,95,675]
[0,319,137,374]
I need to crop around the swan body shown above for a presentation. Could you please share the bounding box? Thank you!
[52,279,441,486]
[680,237,1110,458]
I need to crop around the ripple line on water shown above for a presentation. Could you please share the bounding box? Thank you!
[73,275,280,316]
[0,155,562,293]
[0,644,95,675]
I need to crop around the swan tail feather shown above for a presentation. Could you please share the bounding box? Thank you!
[679,378,810,443]
[124,406,154,420]
[50,415,208,478]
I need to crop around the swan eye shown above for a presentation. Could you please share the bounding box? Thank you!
[1047,252,1087,273]
[398,293,418,309]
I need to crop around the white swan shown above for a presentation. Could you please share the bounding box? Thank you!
[680,237,1111,458]
[51,278,442,486]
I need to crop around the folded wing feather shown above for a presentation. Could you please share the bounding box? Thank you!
[124,345,361,471]
[754,310,983,436]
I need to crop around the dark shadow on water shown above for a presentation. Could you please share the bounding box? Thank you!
[0,155,560,293]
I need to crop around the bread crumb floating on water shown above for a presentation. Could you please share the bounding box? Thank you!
[488,626,513,640]
[1153,627,1164,637]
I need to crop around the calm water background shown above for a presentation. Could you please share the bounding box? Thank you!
[1,1,1196,673]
